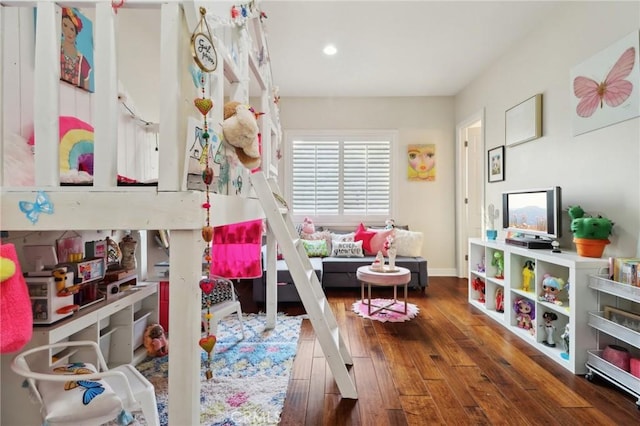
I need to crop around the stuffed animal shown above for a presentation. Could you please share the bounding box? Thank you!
[1,243,33,353]
[301,217,315,234]
[222,101,261,169]
[143,323,168,357]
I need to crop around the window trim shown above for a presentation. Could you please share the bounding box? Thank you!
[284,129,398,227]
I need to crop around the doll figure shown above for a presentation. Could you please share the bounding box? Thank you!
[540,312,558,347]
[491,251,504,279]
[384,235,397,269]
[539,274,565,305]
[476,255,485,273]
[521,260,535,292]
[472,277,485,303]
[495,288,504,313]
[560,323,570,358]
[514,298,535,333]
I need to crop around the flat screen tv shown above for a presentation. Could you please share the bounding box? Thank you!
[502,187,562,241]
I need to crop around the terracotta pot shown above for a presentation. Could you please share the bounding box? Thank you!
[573,237,609,258]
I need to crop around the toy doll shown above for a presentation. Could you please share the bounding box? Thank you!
[491,252,504,279]
[521,260,535,292]
[476,255,485,273]
[472,277,485,303]
[514,298,535,333]
[540,311,558,347]
[495,288,504,313]
[539,274,565,305]
[560,323,570,359]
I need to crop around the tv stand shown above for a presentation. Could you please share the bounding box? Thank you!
[505,237,553,250]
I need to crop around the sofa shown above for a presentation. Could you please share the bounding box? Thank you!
[252,225,428,303]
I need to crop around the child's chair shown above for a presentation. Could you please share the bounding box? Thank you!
[201,276,245,340]
[11,340,159,426]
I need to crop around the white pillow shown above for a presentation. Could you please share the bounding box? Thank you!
[394,229,423,257]
[331,240,364,257]
[38,362,124,425]
[3,133,35,186]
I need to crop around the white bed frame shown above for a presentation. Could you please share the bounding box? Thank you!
[0,1,280,424]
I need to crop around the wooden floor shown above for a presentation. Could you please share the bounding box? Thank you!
[239,277,640,425]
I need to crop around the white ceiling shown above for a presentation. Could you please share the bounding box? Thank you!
[259,1,562,98]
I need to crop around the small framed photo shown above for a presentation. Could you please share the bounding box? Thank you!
[604,306,640,332]
[487,146,505,183]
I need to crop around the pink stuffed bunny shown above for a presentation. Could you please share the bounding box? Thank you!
[301,217,315,234]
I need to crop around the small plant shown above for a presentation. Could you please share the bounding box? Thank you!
[568,206,613,240]
[487,204,500,230]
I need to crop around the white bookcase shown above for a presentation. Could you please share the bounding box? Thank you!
[468,238,607,374]
[0,282,158,426]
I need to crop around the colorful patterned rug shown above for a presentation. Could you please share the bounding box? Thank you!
[135,313,302,426]
[352,298,419,322]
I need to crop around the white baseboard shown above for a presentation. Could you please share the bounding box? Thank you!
[427,268,458,277]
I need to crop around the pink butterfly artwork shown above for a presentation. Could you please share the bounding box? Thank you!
[573,46,636,118]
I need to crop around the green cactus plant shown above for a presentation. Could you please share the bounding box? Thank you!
[568,205,613,240]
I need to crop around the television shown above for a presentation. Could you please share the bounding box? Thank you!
[502,187,562,248]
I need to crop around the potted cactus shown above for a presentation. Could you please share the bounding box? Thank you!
[486,204,500,240]
[568,206,614,258]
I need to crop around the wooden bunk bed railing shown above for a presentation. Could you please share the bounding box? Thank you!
[0,1,268,232]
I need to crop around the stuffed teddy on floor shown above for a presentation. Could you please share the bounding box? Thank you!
[143,323,168,357]
[1,243,33,353]
[222,101,262,170]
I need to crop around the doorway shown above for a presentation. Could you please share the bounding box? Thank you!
[455,110,484,277]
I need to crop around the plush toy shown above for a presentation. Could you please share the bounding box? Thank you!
[491,251,504,279]
[539,274,565,305]
[1,243,33,353]
[143,323,168,357]
[472,277,485,303]
[301,217,315,234]
[385,218,396,229]
[222,101,261,169]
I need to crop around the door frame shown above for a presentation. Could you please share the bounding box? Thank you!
[455,109,485,277]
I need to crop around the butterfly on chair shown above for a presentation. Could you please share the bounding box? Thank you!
[53,363,105,405]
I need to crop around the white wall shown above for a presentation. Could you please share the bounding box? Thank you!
[279,96,457,276]
[456,1,640,257]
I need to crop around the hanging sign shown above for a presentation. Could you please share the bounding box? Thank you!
[191,7,217,72]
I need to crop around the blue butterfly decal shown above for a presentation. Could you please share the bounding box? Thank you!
[19,191,53,224]
[77,380,105,405]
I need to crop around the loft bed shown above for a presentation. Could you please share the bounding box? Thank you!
[0,1,281,425]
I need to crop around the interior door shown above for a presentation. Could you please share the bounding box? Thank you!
[456,111,484,277]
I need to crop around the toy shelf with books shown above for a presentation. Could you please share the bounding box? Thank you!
[468,238,608,374]
[586,274,640,408]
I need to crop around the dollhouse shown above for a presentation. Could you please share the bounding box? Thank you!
[0,1,281,424]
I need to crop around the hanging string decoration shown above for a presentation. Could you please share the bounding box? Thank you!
[230,0,263,27]
[191,6,218,380]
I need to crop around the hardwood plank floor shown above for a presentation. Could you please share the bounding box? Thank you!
[239,277,640,425]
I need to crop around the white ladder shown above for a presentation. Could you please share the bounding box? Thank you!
[250,172,358,399]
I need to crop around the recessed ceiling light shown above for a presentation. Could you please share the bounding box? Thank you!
[323,44,337,56]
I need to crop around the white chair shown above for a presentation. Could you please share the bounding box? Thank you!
[202,276,245,340]
[11,340,160,426]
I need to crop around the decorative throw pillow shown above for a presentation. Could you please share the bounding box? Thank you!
[367,228,396,256]
[331,240,364,257]
[394,229,424,257]
[301,230,332,253]
[37,362,124,425]
[302,239,328,257]
[330,232,355,243]
[354,223,376,253]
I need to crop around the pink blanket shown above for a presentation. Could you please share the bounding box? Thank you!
[211,220,263,279]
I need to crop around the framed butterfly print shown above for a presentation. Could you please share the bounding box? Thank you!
[571,30,640,136]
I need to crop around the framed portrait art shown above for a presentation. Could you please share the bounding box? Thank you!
[59,7,94,92]
[487,146,505,183]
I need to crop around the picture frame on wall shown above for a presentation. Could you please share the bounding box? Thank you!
[505,94,542,147]
[488,146,505,183]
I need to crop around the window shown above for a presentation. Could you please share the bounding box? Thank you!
[285,131,395,224]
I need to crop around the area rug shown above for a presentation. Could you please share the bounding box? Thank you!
[135,313,303,426]
[352,298,419,322]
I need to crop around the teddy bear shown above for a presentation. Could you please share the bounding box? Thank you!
[143,323,168,357]
[222,101,261,169]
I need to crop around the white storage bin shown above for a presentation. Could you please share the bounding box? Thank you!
[133,312,152,349]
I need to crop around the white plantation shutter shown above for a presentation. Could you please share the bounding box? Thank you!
[290,135,392,222]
